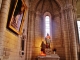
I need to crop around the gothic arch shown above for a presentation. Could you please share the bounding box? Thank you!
[34,0,61,12]
[35,0,63,11]
[43,12,51,18]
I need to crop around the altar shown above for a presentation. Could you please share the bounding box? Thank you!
[38,54,60,60]
[38,34,60,60]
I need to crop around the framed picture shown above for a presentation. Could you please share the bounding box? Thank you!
[8,0,26,34]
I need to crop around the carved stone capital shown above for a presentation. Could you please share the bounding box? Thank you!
[36,11,41,15]
[72,7,77,12]
[63,4,73,11]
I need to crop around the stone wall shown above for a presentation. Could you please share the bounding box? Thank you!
[0,0,78,60]
[0,0,28,60]
[0,0,2,11]
[29,0,78,60]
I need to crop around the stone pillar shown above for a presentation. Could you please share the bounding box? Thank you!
[26,10,35,60]
[66,4,78,60]
[0,0,10,59]
[33,11,42,59]
[29,10,35,60]
[35,11,42,47]
[60,7,71,60]
[62,4,78,60]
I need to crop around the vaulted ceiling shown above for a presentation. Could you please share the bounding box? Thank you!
[29,0,64,17]
[35,0,60,14]
[29,0,79,18]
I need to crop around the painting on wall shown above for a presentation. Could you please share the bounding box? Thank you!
[8,0,26,34]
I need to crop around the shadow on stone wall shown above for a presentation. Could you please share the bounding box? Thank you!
[78,52,80,60]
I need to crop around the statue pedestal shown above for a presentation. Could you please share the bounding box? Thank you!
[38,54,60,60]
[45,48,52,55]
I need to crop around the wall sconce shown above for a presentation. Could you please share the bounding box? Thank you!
[20,29,26,56]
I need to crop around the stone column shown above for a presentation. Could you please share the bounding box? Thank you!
[26,10,35,60]
[26,7,30,60]
[29,10,35,60]
[34,11,42,47]
[0,0,10,59]
[60,7,71,60]
[66,4,78,60]
[33,11,42,58]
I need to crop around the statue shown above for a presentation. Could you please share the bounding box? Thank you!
[40,41,46,55]
[45,33,51,48]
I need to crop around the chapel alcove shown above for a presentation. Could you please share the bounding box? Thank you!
[29,0,65,60]
[0,0,79,60]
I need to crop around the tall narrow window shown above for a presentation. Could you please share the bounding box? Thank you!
[77,21,80,43]
[45,16,50,36]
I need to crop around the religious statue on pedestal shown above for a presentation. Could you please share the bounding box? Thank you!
[40,41,46,56]
[45,33,51,48]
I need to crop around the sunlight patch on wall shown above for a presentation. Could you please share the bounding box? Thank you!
[77,21,80,43]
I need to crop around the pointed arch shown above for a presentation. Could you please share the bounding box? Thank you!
[35,0,63,12]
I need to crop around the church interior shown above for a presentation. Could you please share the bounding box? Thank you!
[0,0,80,60]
